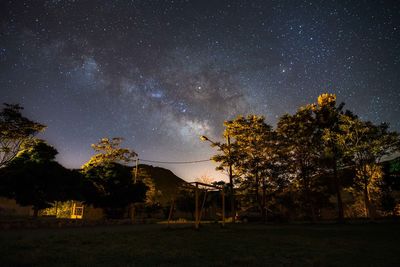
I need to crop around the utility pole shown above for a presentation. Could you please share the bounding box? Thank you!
[227,135,236,223]
[131,157,139,224]
[221,186,225,227]
[200,134,236,223]
[134,158,139,183]
[195,182,199,229]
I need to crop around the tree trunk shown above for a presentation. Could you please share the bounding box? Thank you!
[363,181,372,219]
[302,171,316,222]
[130,204,135,223]
[307,189,316,222]
[255,172,260,204]
[310,202,316,222]
[333,160,344,223]
[33,208,39,217]
[227,136,236,223]
[228,166,235,223]
[261,176,267,222]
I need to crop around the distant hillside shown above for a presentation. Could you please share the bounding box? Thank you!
[136,164,189,205]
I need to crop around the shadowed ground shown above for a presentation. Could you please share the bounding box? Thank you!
[1,223,399,266]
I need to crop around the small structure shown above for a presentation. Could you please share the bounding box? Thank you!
[70,201,84,219]
[167,182,226,229]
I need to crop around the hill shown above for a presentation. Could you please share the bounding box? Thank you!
[135,164,190,205]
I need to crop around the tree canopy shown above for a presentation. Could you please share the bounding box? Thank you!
[0,103,45,168]
[0,139,83,216]
[81,137,137,169]
[206,93,400,221]
[81,137,146,218]
[0,98,399,221]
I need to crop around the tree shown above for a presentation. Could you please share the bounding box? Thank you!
[83,162,147,218]
[0,139,82,216]
[81,137,137,169]
[0,103,45,168]
[201,132,239,220]
[223,115,277,220]
[195,175,215,186]
[314,93,349,222]
[136,166,162,207]
[339,116,399,218]
[81,137,146,218]
[277,105,326,220]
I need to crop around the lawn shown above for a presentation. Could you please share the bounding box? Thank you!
[0,223,399,266]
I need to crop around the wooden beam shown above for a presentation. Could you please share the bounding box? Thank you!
[195,183,199,229]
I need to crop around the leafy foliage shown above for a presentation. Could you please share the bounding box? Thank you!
[208,93,399,220]
[134,164,187,206]
[136,166,162,206]
[81,137,137,169]
[81,137,146,218]
[339,116,400,217]
[0,139,83,216]
[83,162,147,218]
[0,104,45,167]
[224,115,280,218]
[276,104,327,220]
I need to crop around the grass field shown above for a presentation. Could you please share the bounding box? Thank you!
[1,223,399,266]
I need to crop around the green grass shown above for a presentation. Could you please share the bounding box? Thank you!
[1,223,399,266]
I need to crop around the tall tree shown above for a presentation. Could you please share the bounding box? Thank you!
[339,116,399,218]
[81,137,146,218]
[314,93,349,222]
[201,132,239,220]
[224,115,277,220]
[0,104,45,168]
[83,162,147,218]
[0,139,82,216]
[81,137,137,169]
[277,104,325,220]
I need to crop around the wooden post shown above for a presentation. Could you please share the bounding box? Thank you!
[195,182,199,229]
[199,190,208,221]
[167,198,175,228]
[227,135,236,223]
[222,188,225,228]
[130,204,135,224]
[55,201,59,218]
[71,201,76,219]
[134,158,139,183]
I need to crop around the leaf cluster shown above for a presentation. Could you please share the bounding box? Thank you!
[0,103,46,167]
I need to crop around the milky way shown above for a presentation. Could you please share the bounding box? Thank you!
[1,0,399,181]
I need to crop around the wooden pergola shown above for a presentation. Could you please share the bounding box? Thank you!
[167,182,225,229]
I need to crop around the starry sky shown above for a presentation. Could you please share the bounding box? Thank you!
[1,0,399,182]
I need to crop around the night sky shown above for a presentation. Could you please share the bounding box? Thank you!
[1,0,399,181]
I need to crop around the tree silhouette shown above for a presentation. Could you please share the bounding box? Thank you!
[81,137,146,218]
[277,104,325,220]
[314,93,349,222]
[0,104,45,168]
[224,115,278,220]
[83,162,147,218]
[0,139,82,216]
[81,137,137,169]
[339,116,399,218]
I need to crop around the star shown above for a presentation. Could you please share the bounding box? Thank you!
[1,0,399,181]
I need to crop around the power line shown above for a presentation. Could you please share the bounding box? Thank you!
[138,158,211,164]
